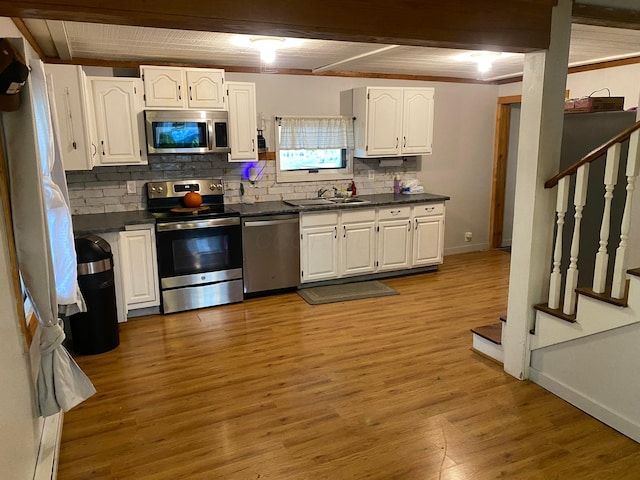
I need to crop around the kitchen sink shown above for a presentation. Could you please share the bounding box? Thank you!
[284,197,371,207]
[284,198,335,207]
[328,197,370,204]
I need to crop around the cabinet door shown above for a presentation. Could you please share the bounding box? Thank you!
[378,218,412,271]
[340,220,376,276]
[91,78,145,166]
[45,64,95,170]
[186,69,225,109]
[118,228,160,309]
[141,66,185,108]
[412,216,444,266]
[227,82,257,161]
[402,88,434,155]
[301,225,339,283]
[366,87,402,156]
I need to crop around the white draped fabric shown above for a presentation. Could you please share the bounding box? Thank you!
[7,59,95,417]
[279,116,355,150]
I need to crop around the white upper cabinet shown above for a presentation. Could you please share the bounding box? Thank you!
[365,87,403,157]
[185,69,225,109]
[45,64,95,170]
[89,77,146,166]
[349,86,435,158]
[227,81,257,162]
[141,65,225,109]
[402,88,434,155]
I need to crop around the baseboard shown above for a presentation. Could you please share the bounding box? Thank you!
[444,242,489,256]
[529,368,640,443]
[33,411,63,480]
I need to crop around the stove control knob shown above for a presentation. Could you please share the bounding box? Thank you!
[157,186,164,193]
[150,186,156,192]
[216,183,223,190]
[209,184,216,191]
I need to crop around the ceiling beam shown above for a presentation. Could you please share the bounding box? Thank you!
[572,3,640,30]
[0,0,557,52]
[312,45,400,73]
[45,20,71,59]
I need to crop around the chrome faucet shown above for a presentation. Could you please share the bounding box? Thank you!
[317,188,328,198]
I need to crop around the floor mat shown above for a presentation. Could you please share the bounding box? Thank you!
[297,280,399,305]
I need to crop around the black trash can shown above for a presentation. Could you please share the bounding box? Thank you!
[69,234,119,355]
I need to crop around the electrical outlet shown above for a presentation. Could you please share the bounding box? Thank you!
[465,231,473,242]
[126,181,137,194]
[368,170,375,180]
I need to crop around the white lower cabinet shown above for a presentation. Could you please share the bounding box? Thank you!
[300,202,445,283]
[118,226,160,311]
[339,209,377,277]
[411,203,445,266]
[301,212,340,283]
[377,206,412,271]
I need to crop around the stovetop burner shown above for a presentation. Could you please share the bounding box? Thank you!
[146,178,239,221]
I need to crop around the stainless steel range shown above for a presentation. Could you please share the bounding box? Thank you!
[147,179,242,314]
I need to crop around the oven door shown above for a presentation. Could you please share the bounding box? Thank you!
[155,217,243,312]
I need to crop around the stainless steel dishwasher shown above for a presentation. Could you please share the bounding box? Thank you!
[242,214,300,294]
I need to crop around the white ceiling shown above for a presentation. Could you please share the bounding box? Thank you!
[24,19,640,82]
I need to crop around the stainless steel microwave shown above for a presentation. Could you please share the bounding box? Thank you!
[144,110,230,155]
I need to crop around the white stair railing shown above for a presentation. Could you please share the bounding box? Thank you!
[563,164,589,316]
[548,176,570,309]
[593,143,621,293]
[611,130,640,299]
[545,120,640,316]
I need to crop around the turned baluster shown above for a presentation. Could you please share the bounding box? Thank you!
[548,176,570,309]
[611,130,640,298]
[593,143,621,293]
[563,164,589,316]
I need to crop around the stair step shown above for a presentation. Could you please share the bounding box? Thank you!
[534,303,577,324]
[576,280,630,308]
[470,322,502,345]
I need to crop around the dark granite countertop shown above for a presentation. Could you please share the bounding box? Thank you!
[72,193,450,234]
[72,210,155,235]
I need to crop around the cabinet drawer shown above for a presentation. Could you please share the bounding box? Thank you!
[301,211,339,227]
[378,206,411,220]
[412,203,444,217]
[341,208,376,223]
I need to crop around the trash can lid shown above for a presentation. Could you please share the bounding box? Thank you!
[75,234,113,263]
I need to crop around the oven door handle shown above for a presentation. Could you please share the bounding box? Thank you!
[157,217,240,231]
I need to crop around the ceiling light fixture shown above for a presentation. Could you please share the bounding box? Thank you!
[250,36,285,64]
[470,51,502,74]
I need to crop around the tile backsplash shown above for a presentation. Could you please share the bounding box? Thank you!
[66,154,419,215]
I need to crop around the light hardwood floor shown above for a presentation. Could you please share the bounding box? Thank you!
[59,251,640,479]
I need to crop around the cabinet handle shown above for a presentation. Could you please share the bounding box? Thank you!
[178,84,182,101]
[403,136,406,148]
[408,220,411,231]
[252,138,255,152]
[72,141,77,150]
[390,210,401,216]
[189,85,192,101]
[343,225,346,238]
[415,218,419,230]
[395,137,399,149]
[91,143,97,157]
[101,140,105,156]
[334,226,337,239]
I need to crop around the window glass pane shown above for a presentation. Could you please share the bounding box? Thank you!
[280,149,345,171]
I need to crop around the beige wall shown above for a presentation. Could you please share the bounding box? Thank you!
[227,72,499,254]
[0,18,43,480]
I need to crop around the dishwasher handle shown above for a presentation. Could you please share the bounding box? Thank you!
[243,218,299,228]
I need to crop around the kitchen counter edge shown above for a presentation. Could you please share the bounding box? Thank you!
[72,193,450,234]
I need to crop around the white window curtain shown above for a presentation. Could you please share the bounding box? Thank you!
[279,116,355,150]
[6,59,95,417]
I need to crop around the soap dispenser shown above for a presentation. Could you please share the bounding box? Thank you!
[350,180,357,196]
